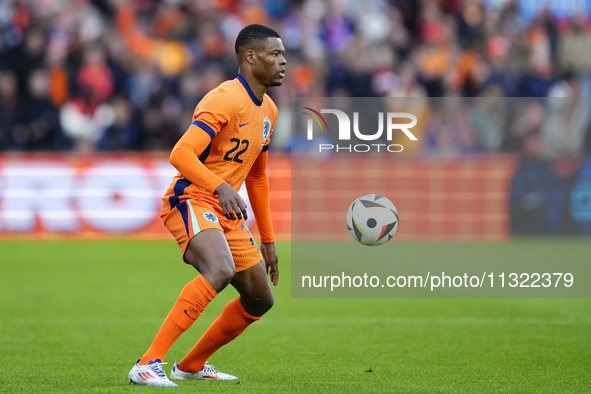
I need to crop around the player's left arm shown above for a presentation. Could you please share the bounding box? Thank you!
[245,150,278,286]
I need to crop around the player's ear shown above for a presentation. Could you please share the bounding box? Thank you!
[245,49,256,65]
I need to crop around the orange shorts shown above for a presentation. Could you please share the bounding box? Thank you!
[162,199,262,272]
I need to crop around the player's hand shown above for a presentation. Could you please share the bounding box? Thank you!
[261,242,279,286]
[214,182,248,221]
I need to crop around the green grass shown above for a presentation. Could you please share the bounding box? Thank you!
[0,240,590,393]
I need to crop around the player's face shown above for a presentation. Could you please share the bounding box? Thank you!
[253,37,286,87]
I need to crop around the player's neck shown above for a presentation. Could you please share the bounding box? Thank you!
[238,73,267,100]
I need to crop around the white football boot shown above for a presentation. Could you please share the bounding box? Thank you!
[128,359,178,387]
[170,361,238,380]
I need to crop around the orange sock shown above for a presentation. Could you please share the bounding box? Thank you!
[177,297,260,372]
[139,275,217,365]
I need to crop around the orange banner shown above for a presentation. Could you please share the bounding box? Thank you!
[292,155,518,241]
[0,153,518,241]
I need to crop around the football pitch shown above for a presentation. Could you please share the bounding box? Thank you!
[1,240,589,393]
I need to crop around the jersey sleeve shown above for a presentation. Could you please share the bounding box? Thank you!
[190,89,237,138]
[169,126,225,193]
[169,89,238,193]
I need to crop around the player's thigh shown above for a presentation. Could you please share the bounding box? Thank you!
[184,229,234,278]
[163,199,234,285]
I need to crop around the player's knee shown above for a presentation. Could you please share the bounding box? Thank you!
[222,264,236,283]
[265,293,275,311]
[215,261,236,288]
[258,293,275,314]
[199,255,235,291]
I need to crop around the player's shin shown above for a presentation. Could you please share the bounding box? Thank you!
[139,275,217,365]
[177,297,261,372]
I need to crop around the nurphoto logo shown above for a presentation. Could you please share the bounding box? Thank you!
[302,107,418,153]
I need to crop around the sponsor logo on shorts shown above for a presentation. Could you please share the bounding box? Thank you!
[203,212,218,223]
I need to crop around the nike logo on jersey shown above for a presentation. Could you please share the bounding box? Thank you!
[239,122,249,128]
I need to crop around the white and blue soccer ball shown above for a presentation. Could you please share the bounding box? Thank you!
[346,194,399,246]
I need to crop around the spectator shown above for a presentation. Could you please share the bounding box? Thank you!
[470,86,506,152]
[0,0,589,158]
[558,14,591,77]
[98,95,140,151]
[5,27,45,94]
[59,86,114,151]
[11,69,63,150]
[0,71,18,150]
[541,72,591,158]
[76,45,114,105]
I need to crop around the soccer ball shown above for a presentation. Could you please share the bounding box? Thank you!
[346,194,399,246]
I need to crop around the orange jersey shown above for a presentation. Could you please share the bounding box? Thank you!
[162,75,277,239]
[190,76,276,190]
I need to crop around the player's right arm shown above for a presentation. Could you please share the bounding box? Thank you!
[169,90,248,220]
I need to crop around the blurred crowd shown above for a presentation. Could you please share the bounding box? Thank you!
[1,0,591,157]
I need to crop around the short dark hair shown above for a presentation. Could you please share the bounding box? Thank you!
[235,24,280,54]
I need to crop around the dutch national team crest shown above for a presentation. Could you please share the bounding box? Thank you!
[263,117,271,141]
[203,212,218,223]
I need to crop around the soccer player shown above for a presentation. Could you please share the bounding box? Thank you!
[128,24,286,386]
